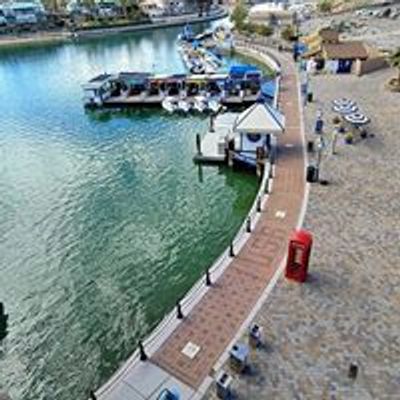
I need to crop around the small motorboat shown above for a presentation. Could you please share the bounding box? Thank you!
[178,99,191,113]
[194,96,207,113]
[162,97,178,113]
[208,98,221,114]
[190,63,206,75]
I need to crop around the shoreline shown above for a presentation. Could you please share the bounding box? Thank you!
[0,9,228,49]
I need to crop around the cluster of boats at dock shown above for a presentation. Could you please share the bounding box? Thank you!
[177,24,232,75]
[82,24,275,114]
[82,65,275,114]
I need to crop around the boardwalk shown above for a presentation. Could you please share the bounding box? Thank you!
[151,51,306,388]
[96,48,307,400]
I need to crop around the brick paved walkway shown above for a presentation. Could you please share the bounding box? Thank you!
[151,51,306,390]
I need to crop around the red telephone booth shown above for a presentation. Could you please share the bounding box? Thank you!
[285,229,313,283]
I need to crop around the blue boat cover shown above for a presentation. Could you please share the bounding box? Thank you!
[229,64,260,77]
[261,80,276,98]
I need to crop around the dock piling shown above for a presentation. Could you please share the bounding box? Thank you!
[196,134,202,155]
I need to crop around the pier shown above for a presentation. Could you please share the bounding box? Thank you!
[82,68,274,111]
[93,47,307,400]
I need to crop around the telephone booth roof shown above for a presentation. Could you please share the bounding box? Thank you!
[290,229,313,246]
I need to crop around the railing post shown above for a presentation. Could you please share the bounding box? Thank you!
[139,340,147,362]
[229,242,235,258]
[205,269,212,286]
[265,177,269,194]
[246,217,251,233]
[89,390,97,400]
[176,301,184,319]
[257,197,262,213]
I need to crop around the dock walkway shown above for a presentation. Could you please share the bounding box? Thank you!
[95,47,307,400]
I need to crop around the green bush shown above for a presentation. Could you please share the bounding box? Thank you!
[281,25,296,41]
[318,0,333,13]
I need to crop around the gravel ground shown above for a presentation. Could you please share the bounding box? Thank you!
[205,68,400,400]
[300,8,400,51]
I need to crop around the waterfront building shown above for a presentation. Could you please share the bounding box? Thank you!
[139,0,184,19]
[1,0,45,25]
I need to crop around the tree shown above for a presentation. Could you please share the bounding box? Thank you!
[389,48,400,87]
[230,0,248,31]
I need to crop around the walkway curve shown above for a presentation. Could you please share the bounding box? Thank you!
[95,44,308,400]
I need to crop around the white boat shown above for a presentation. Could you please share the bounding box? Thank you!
[178,99,191,113]
[194,96,207,113]
[208,98,221,114]
[162,97,178,113]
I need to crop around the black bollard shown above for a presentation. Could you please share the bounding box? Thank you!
[246,217,251,233]
[257,197,262,213]
[206,269,212,286]
[89,390,97,400]
[348,363,358,380]
[176,301,184,319]
[229,242,235,258]
[264,177,269,194]
[139,340,147,362]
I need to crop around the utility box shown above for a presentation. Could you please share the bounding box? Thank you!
[229,343,249,373]
[285,229,313,283]
[248,324,262,348]
[215,370,233,399]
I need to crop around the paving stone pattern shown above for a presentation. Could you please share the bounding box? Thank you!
[205,64,400,399]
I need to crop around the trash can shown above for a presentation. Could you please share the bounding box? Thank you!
[215,371,233,399]
[307,92,313,103]
[306,165,318,183]
[248,324,262,348]
[307,140,314,153]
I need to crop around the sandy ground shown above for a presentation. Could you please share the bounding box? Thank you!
[205,67,400,399]
[301,7,400,51]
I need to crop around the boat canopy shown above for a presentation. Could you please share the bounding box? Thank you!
[82,73,115,90]
[233,102,285,135]
[260,80,276,99]
[229,64,261,80]
[119,72,151,86]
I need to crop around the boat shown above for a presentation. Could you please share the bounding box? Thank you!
[178,99,191,113]
[208,98,221,114]
[162,97,178,113]
[193,96,207,113]
[82,73,115,107]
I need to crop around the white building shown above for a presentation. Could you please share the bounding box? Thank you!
[1,0,45,25]
[140,0,184,19]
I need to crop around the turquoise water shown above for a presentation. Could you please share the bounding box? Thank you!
[0,25,259,400]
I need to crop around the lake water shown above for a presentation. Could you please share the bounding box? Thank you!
[0,24,259,400]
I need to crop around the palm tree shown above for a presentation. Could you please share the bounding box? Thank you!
[389,48,400,87]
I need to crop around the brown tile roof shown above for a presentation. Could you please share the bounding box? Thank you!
[323,42,369,60]
[318,28,340,42]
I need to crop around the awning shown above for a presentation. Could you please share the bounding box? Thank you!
[233,102,285,135]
